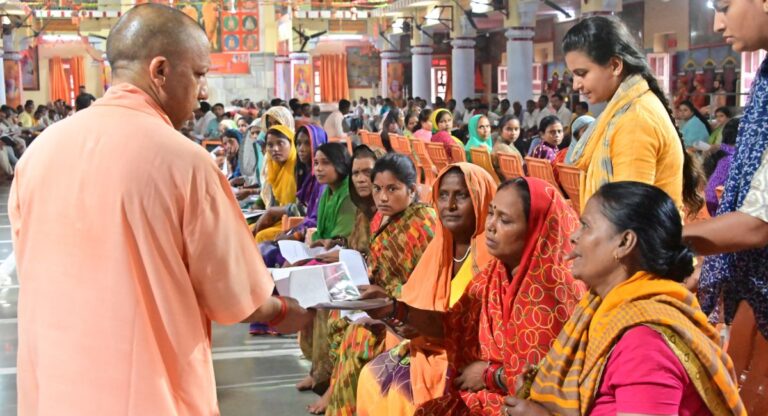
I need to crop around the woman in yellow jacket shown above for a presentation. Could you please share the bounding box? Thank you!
[564,16,703,217]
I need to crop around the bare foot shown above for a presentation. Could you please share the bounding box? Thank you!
[295,374,314,392]
[307,388,331,414]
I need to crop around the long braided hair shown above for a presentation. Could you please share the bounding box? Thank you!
[563,16,704,215]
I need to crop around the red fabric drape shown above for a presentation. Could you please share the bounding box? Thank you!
[318,54,349,102]
[70,56,85,95]
[49,57,71,103]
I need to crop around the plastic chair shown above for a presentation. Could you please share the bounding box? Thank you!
[369,133,385,150]
[450,144,466,163]
[525,157,560,191]
[410,139,438,186]
[390,134,411,155]
[556,163,582,211]
[359,130,371,146]
[201,140,222,152]
[470,148,501,184]
[497,152,525,179]
[281,215,304,232]
[426,142,450,171]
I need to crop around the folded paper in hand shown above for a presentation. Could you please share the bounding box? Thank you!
[271,262,390,310]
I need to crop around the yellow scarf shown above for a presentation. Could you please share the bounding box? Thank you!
[566,75,650,211]
[265,125,298,206]
[529,271,745,416]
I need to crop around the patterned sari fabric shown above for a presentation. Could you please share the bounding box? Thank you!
[356,164,497,416]
[530,271,746,416]
[325,203,437,416]
[700,57,768,338]
[416,178,585,415]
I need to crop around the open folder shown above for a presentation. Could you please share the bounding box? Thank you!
[271,262,390,310]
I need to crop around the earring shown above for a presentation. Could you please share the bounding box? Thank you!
[613,253,619,261]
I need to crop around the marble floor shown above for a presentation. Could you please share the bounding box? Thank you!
[0,183,320,415]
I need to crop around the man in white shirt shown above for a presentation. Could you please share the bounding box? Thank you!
[192,101,215,142]
[534,95,553,131]
[551,93,573,136]
[324,99,351,139]
[522,99,537,131]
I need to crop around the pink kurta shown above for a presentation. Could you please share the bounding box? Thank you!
[9,83,274,415]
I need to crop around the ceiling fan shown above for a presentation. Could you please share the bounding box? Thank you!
[292,27,328,52]
[541,0,572,18]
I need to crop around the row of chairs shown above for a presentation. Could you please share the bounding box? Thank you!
[359,129,583,209]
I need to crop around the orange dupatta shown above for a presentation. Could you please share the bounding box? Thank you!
[416,177,586,415]
[400,163,497,405]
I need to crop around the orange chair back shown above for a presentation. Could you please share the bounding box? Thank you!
[525,157,560,191]
[359,130,371,146]
[391,134,411,155]
[556,163,581,210]
[281,215,304,232]
[426,142,450,171]
[369,133,385,150]
[410,139,438,186]
[497,152,525,180]
[450,143,466,163]
[470,148,501,184]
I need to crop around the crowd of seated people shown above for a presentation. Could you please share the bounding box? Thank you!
[192,14,768,416]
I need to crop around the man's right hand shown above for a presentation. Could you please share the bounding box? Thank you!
[272,297,314,334]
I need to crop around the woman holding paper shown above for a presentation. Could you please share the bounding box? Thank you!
[324,153,437,416]
[256,124,328,267]
[293,142,356,395]
[366,178,584,415]
[355,163,497,415]
[301,145,385,414]
[253,124,327,244]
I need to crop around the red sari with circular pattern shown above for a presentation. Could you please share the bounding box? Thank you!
[415,177,586,415]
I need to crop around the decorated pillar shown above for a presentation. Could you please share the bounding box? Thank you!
[411,13,433,102]
[3,28,21,107]
[504,0,538,105]
[451,36,475,112]
[380,49,400,98]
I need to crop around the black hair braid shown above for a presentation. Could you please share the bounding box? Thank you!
[640,70,705,217]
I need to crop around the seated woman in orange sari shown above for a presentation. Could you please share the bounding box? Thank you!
[368,177,585,415]
[324,153,437,416]
[505,182,745,416]
[356,163,498,416]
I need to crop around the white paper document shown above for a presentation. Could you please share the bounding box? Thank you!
[271,262,391,310]
[242,209,265,221]
[277,240,341,264]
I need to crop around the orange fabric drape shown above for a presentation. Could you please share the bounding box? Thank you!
[70,56,85,96]
[49,57,71,103]
[318,54,349,102]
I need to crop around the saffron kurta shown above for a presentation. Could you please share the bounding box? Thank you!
[10,83,275,415]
